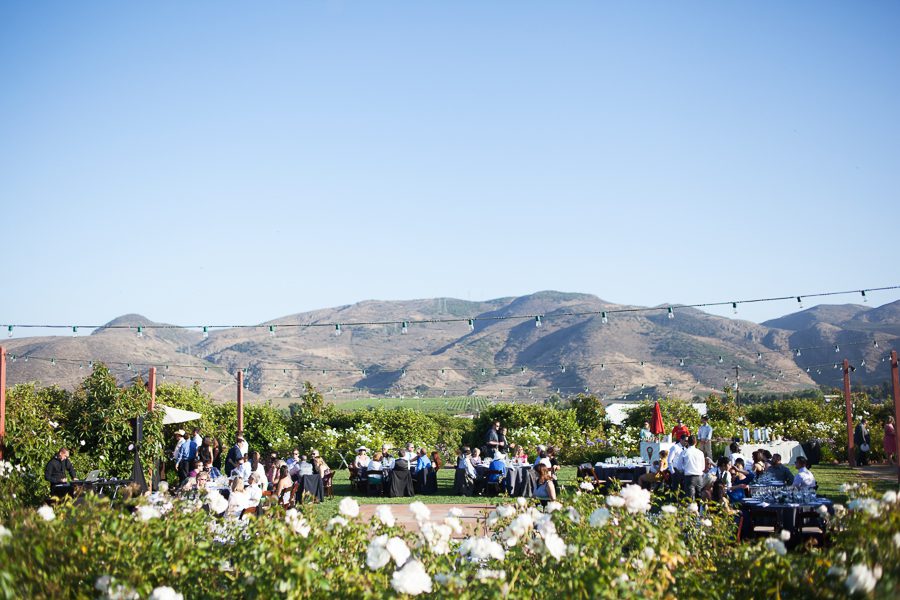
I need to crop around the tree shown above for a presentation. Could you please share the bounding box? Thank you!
[568,394,606,433]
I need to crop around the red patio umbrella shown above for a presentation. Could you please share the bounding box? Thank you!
[650,401,665,436]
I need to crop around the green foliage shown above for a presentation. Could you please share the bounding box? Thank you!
[621,398,702,432]
[567,394,606,434]
[472,403,581,450]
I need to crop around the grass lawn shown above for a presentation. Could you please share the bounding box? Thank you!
[302,463,898,521]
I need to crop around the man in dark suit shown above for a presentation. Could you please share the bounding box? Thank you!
[224,436,244,477]
[854,418,871,466]
[45,447,77,497]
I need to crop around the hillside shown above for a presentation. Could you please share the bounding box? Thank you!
[3,295,899,403]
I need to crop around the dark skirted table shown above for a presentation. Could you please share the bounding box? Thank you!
[299,473,324,503]
[505,465,535,497]
[739,497,833,540]
[593,463,650,484]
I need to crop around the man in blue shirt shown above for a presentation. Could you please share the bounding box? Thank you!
[488,451,507,484]
[176,434,198,482]
[414,448,432,473]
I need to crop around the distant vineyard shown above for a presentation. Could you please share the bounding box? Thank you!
[330,396,495,414]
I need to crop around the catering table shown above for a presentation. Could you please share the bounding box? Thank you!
[739,496,833,540]
[299,473,324,503]
[506,465,534,497]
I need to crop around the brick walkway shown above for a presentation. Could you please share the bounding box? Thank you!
[357,503,493,536]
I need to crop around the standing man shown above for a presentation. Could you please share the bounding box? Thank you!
[854,418,871,466]
[224,436,244,477]
[668,435,688,492]
[191,428,203,449]
[678,436,706,500]
[485,420,501,456]
[175,431,198,482]
[697,416,713,460]
[45,447,77,496]
[172,430,186,462]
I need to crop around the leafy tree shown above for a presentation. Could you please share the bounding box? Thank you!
[567,394,606,434]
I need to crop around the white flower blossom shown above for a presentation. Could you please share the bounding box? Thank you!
[391,560,432,596]
[606,496,625,508]
[893,532,900,549]
[37,505,55,522]
[817,504,829,516]
[845,564,879,595]
[542,531,567,560]
[148,587,183,600]
[420,522,453,555]
[338,497,360,518]
[881,490,898,504]
[687,503,699,514]
[779,530,791,541]
[497,505,516,519]
[545,501,563,514]
[448,507,464,518]
[567,507,581,523]
[376,505,396,527]
[619,485,652,513]
[285,509,311,537]
[848,498,880,517]
[589,508,610,528]
[827,565,846,577]
[205,491,228,515]
[459,536,505,561]
[386,536,411,565]
[579,481,594,491]
[367,535,392,570]
[409,501,431,522]
[643,546,655,559]
[764,538,786,556]
[444,516,463,535]
[327,516,348,531]
[661,505,677,514]
[135,505,161,521]
[516,497,527,507]
[475,569,506,581]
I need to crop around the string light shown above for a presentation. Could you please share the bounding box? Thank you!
[560,365,566,373]
[467,319,475,331]
[534,315,542,328]
[756,352,762,360]
[71,326,77,337]
[861,290,867,302]
[718,356,724,364]
[679,358,685,367]
[137,326,143,338]
[796,296,803,309]
[601,311,608,324]
[834,344,840,353]
[667,307,674,320]
[7,325,12,337]
[269,325,276,337]
[334,324,342,337]
[795,348,802,357]
[202,326,209,339]
[732,302,738,315]
[401,321,409,335]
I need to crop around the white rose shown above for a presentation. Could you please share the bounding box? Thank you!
[764,538,787,556]
[338,497,360,518]
[375,505,396,527]
[391,560,432,596]
[589,508,610,528]
[386,536,411,566]
[409,501,431,522]
[606,496,625,508]
[661,505,677,514]
[366,535,391,570]
[327,516,348,531]
[845,564,879,595]
[779,530,791,541]
[37,505,55,522]
[148,586,184,600]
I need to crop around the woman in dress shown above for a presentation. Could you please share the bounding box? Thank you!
[885,416,897,465]
[227,477,250,517]
[274,465,293,503]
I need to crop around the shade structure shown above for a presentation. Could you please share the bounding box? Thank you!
[157,404,202,425]
[650,401,665,435]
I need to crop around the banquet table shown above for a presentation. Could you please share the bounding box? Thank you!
[593,463,650,484]
[505,465,534,497]
[299,473,324,503]
[739,496,833,539]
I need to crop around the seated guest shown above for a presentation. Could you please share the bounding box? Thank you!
[729,442,746,467]
[414,448,432,473]
[188,459,202,479]
[227,477,250,516]
[195,471,209,492]
[265,453,280,484]
[274,465,293,500]
[311,450,330,476]
[246,473,263,506]
[232,456,252,482]
[512,445,528,465]
[711,457,732,503]
[760,449,773,466]
[547,446,561,475]
[701,456,718,492]
[203,461,222,480]
[286,449,301,469]
[638,449,668,489]
[639,421,653,441]
[470,448,483,467]
[751,451,767,476]
[294,455,314,477]
[766,454,794,484]
[457,446,477,479]
[368,452,384,473]
[792,457,816,490]
[533,445,547,467]
[732,458,754,485]
[381,449,395,471]
[487,451,508,484]
[534,464,557,501]
[248,451,268,485]
[403,443,417,462]
[354,447,371,470]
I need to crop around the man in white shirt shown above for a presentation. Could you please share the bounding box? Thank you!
[668,436,688,491]
[172,430,186,461]
[237,435,249,457]
[792,456,816,490]
[678,435,707,499]
[403,443,417,462]
[697,416,713,460]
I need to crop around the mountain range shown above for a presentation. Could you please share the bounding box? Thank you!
[3,292,898,403]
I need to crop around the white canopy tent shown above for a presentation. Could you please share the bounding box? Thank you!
[156,404,202,425]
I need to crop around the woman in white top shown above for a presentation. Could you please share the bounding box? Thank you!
[354,447,371,469]
[728,442,745,466]
[227,477,250,517]
[367,451,384,473]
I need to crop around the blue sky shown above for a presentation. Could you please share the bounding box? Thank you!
[2,1,899,334]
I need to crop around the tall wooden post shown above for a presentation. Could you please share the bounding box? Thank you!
[236,370,244,435]
[148,367,157,412]
[0,346,7,461]
[891,350,900,484]
[843,359,855,467]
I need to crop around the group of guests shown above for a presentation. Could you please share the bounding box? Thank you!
[638,430,817,503]
[453,439,561,500]
[855,416,898,466]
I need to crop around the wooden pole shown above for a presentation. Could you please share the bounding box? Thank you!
[237,370,244,435]
[0,346,6,461]
[843,358,855,467]
[891,350,900,485]
[148,367,157,412]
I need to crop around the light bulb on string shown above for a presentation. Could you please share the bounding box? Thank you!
[796,296,803,309]
[89,361,93,368]
[520,366,526,373]
[873,340,879,348]
[640,361,645,367]
[667,307,674,320]
[79,363,84,370]
[600,363,605,371]
[6,325,12,338]
[137,326,143,338]
[757,352,762,361]
[481,368,486,376]
[50,358,56,366]
[861,359,866,367]
[560,365,566,373]
[9,354,15,363]
[534,315,542,328]
[795,348,802,357]
[467,319,475,331]
[401,321,409,334]
[601,312,608,324]
[202,326,209,339]
[126,362,132,371]
[732,302,738,315]
[718,356,724,364]
[861,290,867,302]
[71,326,78,337]
[679,358,685,367]
[334,324,342,337]
[269,325,276,337]
[401,368,406,378]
